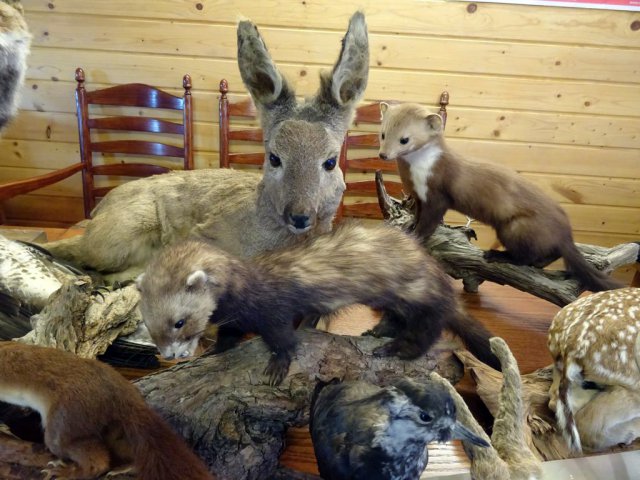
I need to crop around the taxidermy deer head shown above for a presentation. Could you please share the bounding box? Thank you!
[0,0,31,130]
[237,11,369,234]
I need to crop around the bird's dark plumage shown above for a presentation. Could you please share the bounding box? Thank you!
[310,378,488,480]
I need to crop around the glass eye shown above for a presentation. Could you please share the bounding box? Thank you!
[419,411,432,422]
[381,132,385,140]
[269,153,282,167]
[400,137,409,145]
[323,157,337,171]
[174,319,185,329]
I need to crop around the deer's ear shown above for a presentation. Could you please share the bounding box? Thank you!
[329,11,369,106]
[237,20,295,108]
[314,11,369,136]
[380,102,390,117]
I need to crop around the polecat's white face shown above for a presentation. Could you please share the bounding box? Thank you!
[378,103,443,161]
[136,270,217,360]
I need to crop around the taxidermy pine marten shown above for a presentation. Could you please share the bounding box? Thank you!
[0,342,214,480]
[136,222,500,386]
[378,102,621,292]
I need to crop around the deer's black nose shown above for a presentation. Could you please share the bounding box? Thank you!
[289,214,311,230]
[379,153,388,160]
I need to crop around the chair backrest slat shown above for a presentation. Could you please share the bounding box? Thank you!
[86,83,184,110]
[92,163,171,177]
[88,116,184,135]
[91,140,184,158]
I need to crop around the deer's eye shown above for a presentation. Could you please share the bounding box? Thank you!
[322,157,337,171]
[269,153,282,167]
[381,132,385,140]
[174,319,185,329]
[400,137,409,145]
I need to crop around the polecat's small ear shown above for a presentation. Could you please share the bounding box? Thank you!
[379,101,389,118]
[186,270,208,290]
[426,113,443,133]
[135,273,145,291]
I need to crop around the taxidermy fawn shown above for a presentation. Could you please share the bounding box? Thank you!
[378,102,621,292]
[0,342,214,480]
[44,12,369,281]
[0,0,31,130]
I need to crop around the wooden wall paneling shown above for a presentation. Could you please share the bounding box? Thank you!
[26,13,640,83]
[24,48,640,117]
[24,1,640,48]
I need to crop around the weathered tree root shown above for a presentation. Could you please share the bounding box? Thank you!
[134,328,463,480]
[375,171,639,307]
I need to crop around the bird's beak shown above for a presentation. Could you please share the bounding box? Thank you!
[451,421,490,447]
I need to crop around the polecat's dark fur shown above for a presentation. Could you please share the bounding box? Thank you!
[137,223,499,385]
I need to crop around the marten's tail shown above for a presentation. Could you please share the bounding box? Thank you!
[125,406,214,480]
[554,362,582,453]
[448,306,501,371]
[560,242,622,292]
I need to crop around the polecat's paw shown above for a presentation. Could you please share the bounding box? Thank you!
[361,328,380,338]
[264,353,291,386]
[483,249,510,263]
[373,339,424,360]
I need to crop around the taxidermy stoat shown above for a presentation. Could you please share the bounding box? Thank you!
[378,102,621,292]
[136,222,500,386]
[0,342,214,480]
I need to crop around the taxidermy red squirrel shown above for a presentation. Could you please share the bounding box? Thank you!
[136,222,500,386]
[0,342,214,480]
[378,102,621,293]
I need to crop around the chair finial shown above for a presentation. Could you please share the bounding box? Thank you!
[75,67,85,85]
[183,74,192,92]
[439,91,449,108]
[219,79,229,95]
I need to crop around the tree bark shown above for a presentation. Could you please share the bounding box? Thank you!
[375,171,639,307]
[134,329,463,480]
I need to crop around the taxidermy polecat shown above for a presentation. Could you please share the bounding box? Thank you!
[0,342,214,480]
[136,223,500,386]
[378,102,621,293]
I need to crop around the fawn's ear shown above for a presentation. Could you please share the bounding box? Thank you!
[426,113,444,133]
[135,273,145,291]
[237,19,295,109]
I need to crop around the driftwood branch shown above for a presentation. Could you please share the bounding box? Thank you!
[375,171,638,307]
[133,328,463,480]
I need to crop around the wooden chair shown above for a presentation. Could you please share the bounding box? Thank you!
[337,92,450,220]
[75,67,194,216]
[218,79,263,169]
[0,68,194,222]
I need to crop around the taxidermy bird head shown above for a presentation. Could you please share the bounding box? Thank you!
[310,378,489,480]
